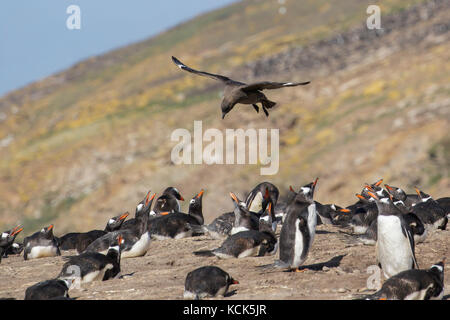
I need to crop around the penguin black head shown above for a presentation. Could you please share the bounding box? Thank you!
[106,212,129,232]
[367,191,400,215]
[259,202,276,232]
[414,187,432,202]
[189,190,204,224]
[109,235,125,253]
[292,178,319,203]
[136,190,155,215]
[230,192,247,210]
[384,184,407,201]
[40,225,55,239]
[163,187,185,201]
[429,259,445,284]
[7,225,23,243]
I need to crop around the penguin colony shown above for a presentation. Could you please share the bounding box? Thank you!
[1,178,448,300]
[1,58,448,300]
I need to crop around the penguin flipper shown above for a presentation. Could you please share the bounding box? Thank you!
[252,104,259,113]
[403,225,419,269]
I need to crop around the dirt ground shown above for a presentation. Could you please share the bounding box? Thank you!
[0,223,449,300]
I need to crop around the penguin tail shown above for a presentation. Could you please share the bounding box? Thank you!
[193,250,215,257]
[262,100,276,109]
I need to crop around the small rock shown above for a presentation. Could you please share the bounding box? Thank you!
[337,288,347,293]
[322,266,330,272]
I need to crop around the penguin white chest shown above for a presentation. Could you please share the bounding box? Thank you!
[377,215,413,278]
[28,245,58,259]
[292,219,304,268]
[122,232,151,258]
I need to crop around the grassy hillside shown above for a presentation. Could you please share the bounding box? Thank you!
[0,0,448,237]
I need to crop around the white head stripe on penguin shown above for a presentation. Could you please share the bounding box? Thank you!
[136,203,144,212]
[1,233,8,239]
[301,187,311,194]
[380,198,390,204]
[108,219,115,225]
[190,199,195,204]
[431,264,443,272]
[331,204,336,211]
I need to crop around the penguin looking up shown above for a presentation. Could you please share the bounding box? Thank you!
[84,192,155,258]
[148,189,205,239]
[23,225,61,261]
[24,278,73,300]
[152,187,184,215]
[184,266,239,300]
[230,192,260,235]
[0,225,23,260]
[58,212,129,253]
[411,187,447,231]
[59,235,125,284]
[368,191,419,279]
[273,178,319,271]
[245,182,279,214]
[364,260,445,300]
[384,184,420,209]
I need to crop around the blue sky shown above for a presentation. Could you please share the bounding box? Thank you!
[0,0,238,97]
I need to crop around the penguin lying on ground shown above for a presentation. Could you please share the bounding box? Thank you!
[148,190,205,239]
[23,225,61,260]
[364,260,445,300]
[24,279,73,300]
[59,235,124,284]
[193,201,278,259]
[84,191,154,258]
[184,266,239,300]
[58,212,128,253]
[412,187,447,231]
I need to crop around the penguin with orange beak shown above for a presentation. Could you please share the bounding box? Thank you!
[1,225,24,259]
[23,224,61,260]
[367,191,418,279]
[148,190,205,239]
[152,187,185,215]
[85,191,155,258]
[273,178,319,271]
[384,184,421,209]
[57,212,129,253]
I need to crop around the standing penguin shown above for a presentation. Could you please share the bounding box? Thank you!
[275,178,319,271]
[368,191,419,279]
[23,225,61,260]
[59,235,124,283]
[184,266,239,300]
[364,260,445,300]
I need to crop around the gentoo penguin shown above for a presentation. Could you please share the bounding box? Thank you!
[24,279,72,300]
[436,197,450,218]
[84,192,155,258]
[356,211,426,246]
[230,192,260,235]
[259,202,278,233]
[0,225,23,260]
[411,188,447,231]
[193,229,278,259]
[275,178,319,271]
[384,184,420,209]
[172,56,310,119]
[23,225,61,260]
[189,191,264,239]
[364,260,445,300]
[148,190,205,240]
[245,182,279,214]
[184,266,239,300]
[368,191,419,279]
[152,187,184,215]
[59,235,124,283]
[58,212,129,252]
